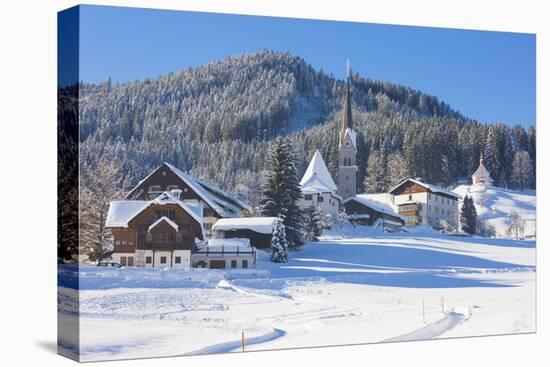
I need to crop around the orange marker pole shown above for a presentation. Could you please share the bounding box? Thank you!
[242,331,245,352]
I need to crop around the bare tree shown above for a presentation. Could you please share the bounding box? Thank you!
[506,211,526,239]
[79,159,132,262]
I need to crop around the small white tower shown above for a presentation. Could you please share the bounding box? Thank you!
[472,153,493,188]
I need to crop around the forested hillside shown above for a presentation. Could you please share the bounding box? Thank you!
[78,50,536,206]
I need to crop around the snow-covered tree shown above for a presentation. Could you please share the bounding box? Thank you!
[335,208,350,228]
[386,151,408,188]
[363,149,387,193]
[303,206,322,242]
[476,215,496,237]
[506,211,525,239]
[460,195,477,235]
[511,150,534,190]
[270,220,288,263]
[79,159,131,262]
[259,138,304,248]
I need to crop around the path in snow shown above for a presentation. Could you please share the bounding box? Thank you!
[383,308,470,342]
[183,328,287,356]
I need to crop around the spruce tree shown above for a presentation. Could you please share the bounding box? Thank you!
[259,138,304,248]
[303,206,322,242]
[270,221,288,263]
[460,195,477,235]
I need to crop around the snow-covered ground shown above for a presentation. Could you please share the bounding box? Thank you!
[58,226,535,361]
[453,185,536,238]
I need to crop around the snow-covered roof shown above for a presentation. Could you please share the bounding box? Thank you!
[344,193,405,220]
[105,201,150,228]
[388,178,461,199]
[300,150,337,192]
[212,217,280,234]
[148,216,179,232]
[194,238,255,253]
[106,191,203,231]
[343,128,357,149]
[125,162,251,218]
[472,160,493,181]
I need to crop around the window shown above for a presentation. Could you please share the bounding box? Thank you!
[127,257,134,267]
[175,256,181,264]
[242,260,248,269]
[145,256,152,264]
[149,185,162,192]
[304,194,312,201]
[411,186,416,192]
[120,256,127,266]
[167,185,179,191]
[318,196,324,202]
[160,256,167,264]
[405,187,410,193]
[231,260,237,268]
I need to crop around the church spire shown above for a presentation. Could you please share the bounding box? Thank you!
[340,60,353,145]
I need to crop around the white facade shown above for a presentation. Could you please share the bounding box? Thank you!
[472,156,493,188]
[113,249,191,268]
[299,150,341,218]
[390,179,460,229]
[300,190,341,218]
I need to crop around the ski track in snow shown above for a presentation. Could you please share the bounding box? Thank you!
[183,328,287,355]
[383,308,470,342]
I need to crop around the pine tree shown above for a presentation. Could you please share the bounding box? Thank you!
[363,149,387,193]
[386,151,408,188]
[259,138,304,248]
[270,220,288,263]
[460,195,477,235]
[511,150,534,190]
[303,206,322,242]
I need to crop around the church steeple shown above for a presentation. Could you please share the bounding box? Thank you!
[337,60,358,200]
[340,59,353,146]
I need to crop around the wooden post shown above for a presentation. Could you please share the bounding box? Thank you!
[422,299,426,324]
[241,331,245,352]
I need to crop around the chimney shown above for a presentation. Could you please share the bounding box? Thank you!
[171,189,183,200]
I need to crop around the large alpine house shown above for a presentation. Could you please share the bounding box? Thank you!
[125,162,251,236]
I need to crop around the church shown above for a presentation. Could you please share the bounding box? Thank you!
[299,61,357,217]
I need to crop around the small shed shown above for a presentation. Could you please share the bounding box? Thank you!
[212,217,280,249]
[343,194,405,230]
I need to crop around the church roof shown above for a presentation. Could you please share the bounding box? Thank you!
[472,160,492,180]
[300,150,338,193]
[343,128,357,149]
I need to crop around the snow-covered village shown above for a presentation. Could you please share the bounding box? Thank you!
[58,59,536,360]
[56,9,536,360]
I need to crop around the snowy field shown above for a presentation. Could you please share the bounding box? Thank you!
[453,185,536,238]
[58,226,536,362]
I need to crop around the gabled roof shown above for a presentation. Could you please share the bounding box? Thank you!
[148,216,179,232]
[388,178,461,200]
[342,128,357,149]
[300,150,337,192]
[343,193,405,221]
[472,161,492,180]
[212,217,280,235]
[106,191,203,232]
[125,162,251,218]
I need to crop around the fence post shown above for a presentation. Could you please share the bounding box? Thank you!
[422,299,426,324]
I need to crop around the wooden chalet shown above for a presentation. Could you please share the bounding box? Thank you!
[125,162,251,236]
[105,191,204,268]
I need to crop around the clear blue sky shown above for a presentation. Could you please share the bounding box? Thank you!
[76,5,536,127]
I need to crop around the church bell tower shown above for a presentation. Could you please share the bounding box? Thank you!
[337,60,357,200]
